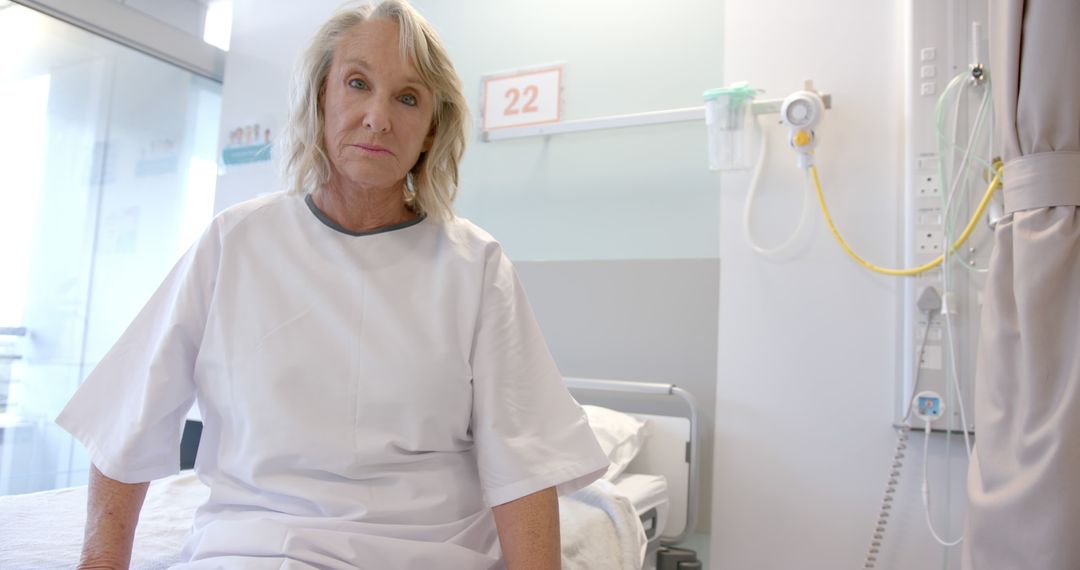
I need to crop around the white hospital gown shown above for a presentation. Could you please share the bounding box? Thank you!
[56,192,609,569]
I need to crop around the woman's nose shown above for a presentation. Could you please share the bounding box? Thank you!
[363,100,391,133]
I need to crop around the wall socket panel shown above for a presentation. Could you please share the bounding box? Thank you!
[899,0,991,432]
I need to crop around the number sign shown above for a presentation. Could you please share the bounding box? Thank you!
[482,66,562,130]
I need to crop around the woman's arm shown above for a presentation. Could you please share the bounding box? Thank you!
[492,486,561,570]
[78,464,150,570]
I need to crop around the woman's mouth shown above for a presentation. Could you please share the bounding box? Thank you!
[353,143,392,155]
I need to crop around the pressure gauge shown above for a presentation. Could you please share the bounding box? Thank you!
[780,90,826,168]
[781,91,825,130]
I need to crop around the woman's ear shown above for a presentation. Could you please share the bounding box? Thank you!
[422,124,436,152]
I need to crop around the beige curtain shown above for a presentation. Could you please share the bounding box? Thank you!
[964,1,1080,569]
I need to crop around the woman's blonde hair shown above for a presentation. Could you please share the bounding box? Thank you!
[279,0,469,220]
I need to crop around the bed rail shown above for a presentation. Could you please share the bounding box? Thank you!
[563,377,700,545]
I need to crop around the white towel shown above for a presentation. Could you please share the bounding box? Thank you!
[559,479,648,570]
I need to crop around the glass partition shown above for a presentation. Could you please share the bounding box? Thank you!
[0,2,221,495]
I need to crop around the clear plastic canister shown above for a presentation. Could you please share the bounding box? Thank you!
[704,83,758,171]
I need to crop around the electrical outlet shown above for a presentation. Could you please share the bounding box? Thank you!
[917,173,941,196]
[917,229,943,253]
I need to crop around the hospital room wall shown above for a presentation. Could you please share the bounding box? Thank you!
[714,1,969,569]
[214,0,722,537]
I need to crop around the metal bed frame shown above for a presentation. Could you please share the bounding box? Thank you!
[564,377,701,545]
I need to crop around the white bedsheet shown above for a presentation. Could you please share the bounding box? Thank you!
[0,472,205,569]
[612,473,669,540]
[0,472,647,570]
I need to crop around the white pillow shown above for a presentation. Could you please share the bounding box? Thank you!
[582,405,652,481]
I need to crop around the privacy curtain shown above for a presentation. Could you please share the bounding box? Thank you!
[964,1,1080,569]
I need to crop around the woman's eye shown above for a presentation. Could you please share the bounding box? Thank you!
[399,94,417,106]
[348,78,367,89]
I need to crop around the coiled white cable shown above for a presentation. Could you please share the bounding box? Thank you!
[742,116,812,257]
[863,426,910,569]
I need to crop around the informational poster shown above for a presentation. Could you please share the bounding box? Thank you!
[221,120,273,165]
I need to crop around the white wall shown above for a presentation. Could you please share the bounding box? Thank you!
[713,1,969,568]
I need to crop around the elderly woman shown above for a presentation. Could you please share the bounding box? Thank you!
[56,1,608,568]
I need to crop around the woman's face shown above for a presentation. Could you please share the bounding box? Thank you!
[321,19,435,195]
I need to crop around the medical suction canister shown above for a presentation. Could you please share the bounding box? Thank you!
[720,80,831,258]
[703,82,761,171]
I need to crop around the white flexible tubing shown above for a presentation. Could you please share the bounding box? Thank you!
[942,308,973,458]
[947,81,987,277]
[922,424,964,546]
[939,74,990,273]
[942,84,990,230]
[939,85,989,460]
[941,86,989,458]
[947,79,965,181]
[742,117,812,257]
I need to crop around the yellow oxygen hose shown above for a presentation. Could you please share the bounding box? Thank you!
[809,160,1004,277]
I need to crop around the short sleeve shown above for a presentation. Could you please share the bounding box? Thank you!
[470,245,609,507]
[55,221,221,484]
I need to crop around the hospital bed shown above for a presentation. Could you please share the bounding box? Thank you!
[0,377,700,570]
[563,377,702,570]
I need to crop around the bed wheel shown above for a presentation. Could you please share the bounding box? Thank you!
[656,546,701,570]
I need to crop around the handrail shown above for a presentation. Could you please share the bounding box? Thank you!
[481,94,832,142]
